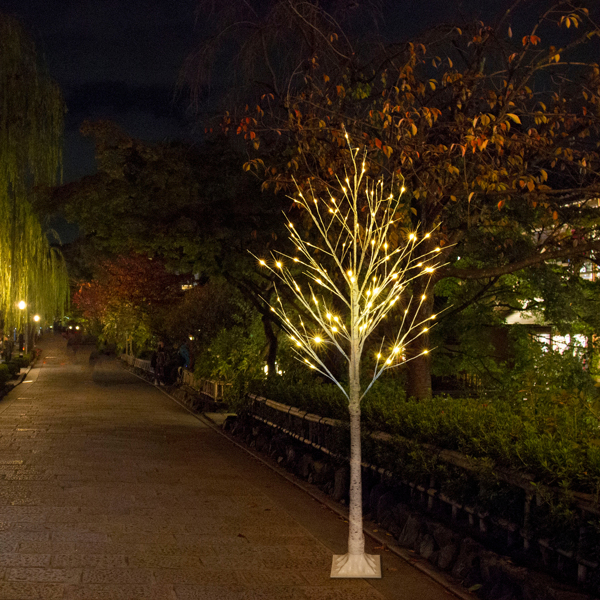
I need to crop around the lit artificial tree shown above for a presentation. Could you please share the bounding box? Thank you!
[258,136,443,578]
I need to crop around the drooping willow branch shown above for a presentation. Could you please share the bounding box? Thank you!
[0,14,69,327]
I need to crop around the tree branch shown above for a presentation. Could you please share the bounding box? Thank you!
[440,240,600,280]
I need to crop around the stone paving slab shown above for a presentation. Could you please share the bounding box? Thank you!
[0,337,457,599]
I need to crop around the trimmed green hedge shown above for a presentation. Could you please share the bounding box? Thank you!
[0,364,10,387]
[11,355,31,369]
[248,377,600,496]
[4,361,20,377]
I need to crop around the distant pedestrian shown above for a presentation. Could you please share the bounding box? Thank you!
[153,341,166,385]
[178,342,190,369]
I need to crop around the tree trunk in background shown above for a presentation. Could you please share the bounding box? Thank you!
[406,276,434,400]
[262,315,278,377]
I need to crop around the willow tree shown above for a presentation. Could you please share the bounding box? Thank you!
[258,140,440,577]
[0,14,68,331]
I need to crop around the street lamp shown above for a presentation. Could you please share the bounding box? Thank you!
[17,301,27,355]
[32,315,41,347]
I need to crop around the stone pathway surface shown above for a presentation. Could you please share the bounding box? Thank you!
[0,336,456,599]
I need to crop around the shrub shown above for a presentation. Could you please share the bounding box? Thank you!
[0,364,10,387]
[4,361,20,377]
[11,355,30,369]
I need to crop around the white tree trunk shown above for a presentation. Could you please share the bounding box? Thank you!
[330,335,381,577]
[347,361,364,555]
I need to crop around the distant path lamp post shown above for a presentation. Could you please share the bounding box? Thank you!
[33,315,40,346]
[17,301,26,355]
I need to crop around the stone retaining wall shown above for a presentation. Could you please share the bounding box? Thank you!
[224,414,595,600]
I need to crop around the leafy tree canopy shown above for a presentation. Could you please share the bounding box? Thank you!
[184,0,600,397]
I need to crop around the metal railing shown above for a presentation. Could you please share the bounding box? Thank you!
[120,354,228,400]
[247,394,600,590]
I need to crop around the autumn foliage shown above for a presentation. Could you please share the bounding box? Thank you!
[73,254,187,346]
[186,0,600,397]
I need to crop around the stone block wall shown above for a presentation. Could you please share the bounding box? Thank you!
[224,415,595,600]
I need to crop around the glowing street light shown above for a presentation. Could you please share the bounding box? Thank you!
[17,301,27,354]
[33,315,40,322]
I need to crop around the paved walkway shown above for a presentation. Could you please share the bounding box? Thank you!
[0,336,456,599]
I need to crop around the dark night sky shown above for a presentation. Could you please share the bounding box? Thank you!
[2,0,199,184]
[1,0,514,187]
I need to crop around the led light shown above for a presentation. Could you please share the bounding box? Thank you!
[423,349,429,354]
[314,337,322,343]
[347,270,353,277]
[276,261,282,268]
[327,313,332,320]
[409,234,416,240]
[401,186,406,193]
[259,260,266,266]
[332,326,338,332]
[422,295,427,301]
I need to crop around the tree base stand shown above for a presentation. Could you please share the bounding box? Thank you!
[330,553,381,578]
